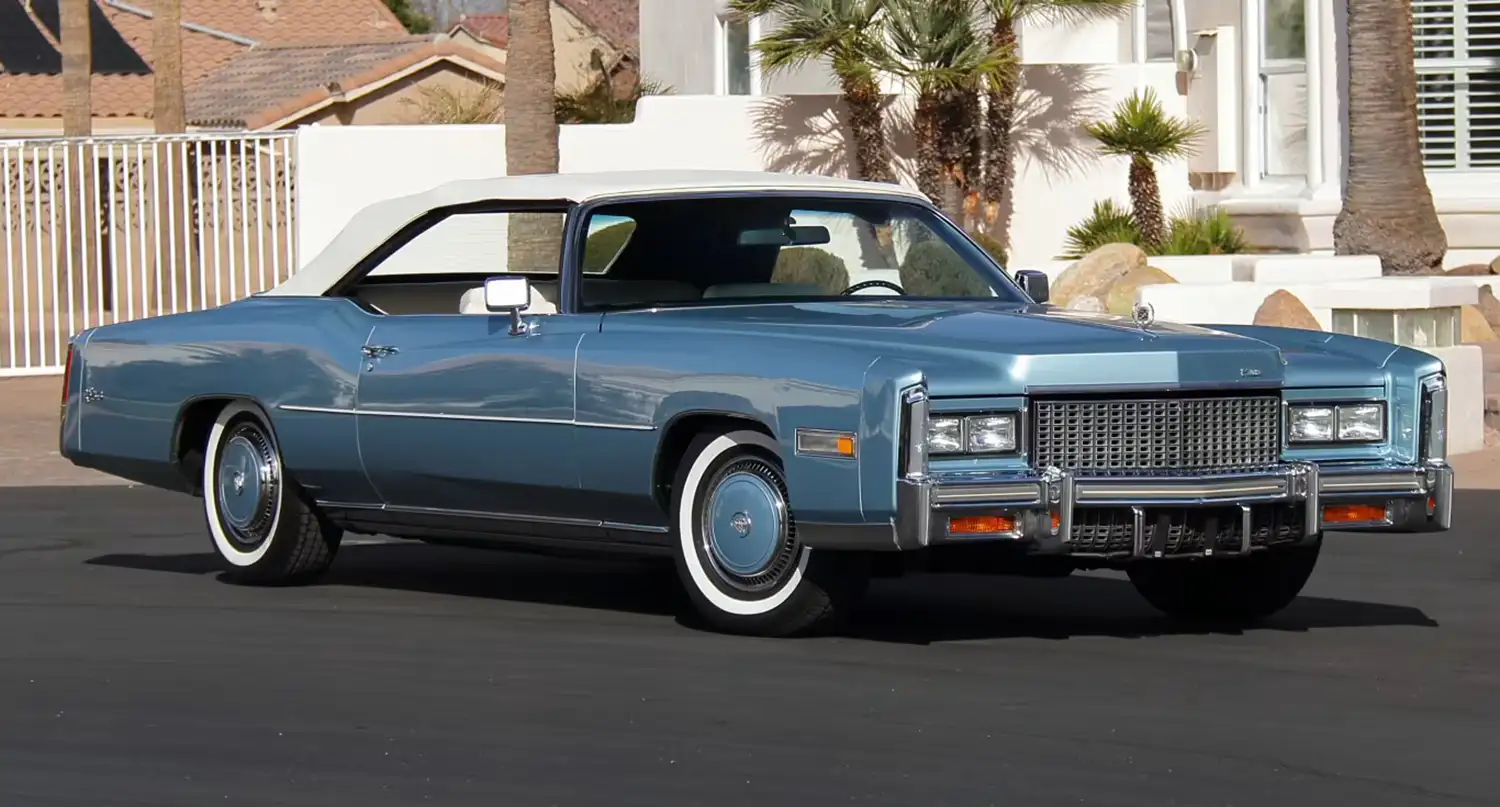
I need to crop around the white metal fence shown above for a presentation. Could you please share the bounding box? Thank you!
[1,132,297,376]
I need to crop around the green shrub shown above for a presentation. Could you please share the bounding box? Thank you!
[1060,199,1250,258]
[582,221,636,272]
[1061,199,1142,258]
[772,248,850,291]
[968,229,1008,267]
[899,239,994,297]
[1157,204,1250,255]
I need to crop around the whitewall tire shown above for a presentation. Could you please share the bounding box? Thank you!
[670,429,868,636]
[202,400,341,585]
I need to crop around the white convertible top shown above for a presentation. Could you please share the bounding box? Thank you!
[263,169,930,297]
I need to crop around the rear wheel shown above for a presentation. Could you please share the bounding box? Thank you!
[670,429,868,637]
[1126,542,1321,623]
[202,401,342,585]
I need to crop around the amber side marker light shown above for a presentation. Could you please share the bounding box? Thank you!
[1322,504,1388,525]
[949,515,1016,535]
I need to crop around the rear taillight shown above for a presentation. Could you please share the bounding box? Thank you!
[61,342,74,419]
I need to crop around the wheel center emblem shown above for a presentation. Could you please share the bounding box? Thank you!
[232,468,246,495]
[730,512,753,537]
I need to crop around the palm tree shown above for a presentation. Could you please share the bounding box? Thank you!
[1083,87,1205,248]
[61,0,91,137]
[728,0,896,183]
[153,0,185,133]
[881,0,1009,219]
[1332,0,1446,275]
[978,0,1133,242]
[555,49,673,124]
[505,0,564,272]
[153,0,192,308]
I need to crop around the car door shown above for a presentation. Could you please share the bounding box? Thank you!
[353,310,601,518]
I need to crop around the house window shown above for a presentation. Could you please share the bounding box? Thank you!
[1143,0,1175,62]
[718,15,756,95]
[1260,0,1308,178]
[1413,0,1500,169]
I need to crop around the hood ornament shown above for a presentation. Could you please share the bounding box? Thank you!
[1131,302,1155,331]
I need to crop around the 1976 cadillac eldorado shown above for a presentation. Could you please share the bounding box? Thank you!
[59,170,1454,636]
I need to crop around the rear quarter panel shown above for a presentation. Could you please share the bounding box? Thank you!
[74,296,377,498]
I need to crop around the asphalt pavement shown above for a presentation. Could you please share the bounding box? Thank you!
[2,482,1498,806]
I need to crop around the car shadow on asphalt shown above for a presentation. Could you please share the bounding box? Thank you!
[32,483,1448,644]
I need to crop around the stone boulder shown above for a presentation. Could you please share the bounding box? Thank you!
[1051,243,1148,308]
[1447,263,1496,275]
[1252,290,1321,331]
[1478,286,1500,331]
[1066,295,1106,313]
[1491,254,1500,274]
[1103,265,1178,316]
[1461,305,1498,343]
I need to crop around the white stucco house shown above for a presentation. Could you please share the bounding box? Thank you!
[639,0,1500,268]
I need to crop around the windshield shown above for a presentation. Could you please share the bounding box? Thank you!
[575,194,1025,311]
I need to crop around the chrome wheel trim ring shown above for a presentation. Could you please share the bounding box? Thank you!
[697,456,800,594]
[214,421,281,550]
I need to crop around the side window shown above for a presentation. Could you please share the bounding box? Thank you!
[349,209,568,316]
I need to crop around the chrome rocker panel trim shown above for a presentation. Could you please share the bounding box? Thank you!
[798,461,1455,556]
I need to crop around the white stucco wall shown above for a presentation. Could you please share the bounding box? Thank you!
[295,63,1190,270]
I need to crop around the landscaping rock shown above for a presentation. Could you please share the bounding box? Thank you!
[1066,295,1106,313]
[1479,286,1500,332]
[1251,290,1321,330]
[1051,243,1148,308]
[1491,254,1500,273]
[1462,305,1498,343]
[1103,265,1178,316]
[1447,263,1496,275]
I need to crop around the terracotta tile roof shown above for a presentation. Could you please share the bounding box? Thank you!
[0,0,410,120]
[453,13,508,48]
[185,38,507,129]
[556,0,637,58]
[452,0,637,57]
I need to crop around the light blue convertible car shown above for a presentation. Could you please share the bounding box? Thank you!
[59,170,1454,636]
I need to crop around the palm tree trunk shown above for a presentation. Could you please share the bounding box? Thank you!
[1128,155,1165,247]
[61,0,95,315]
[153,0,194,307]
[912,93,946,209]
[61,0,91,138]
[1332,0,1446,275]
[838,73,894,183]
[982,23,1020,246]
[505,0,564,273]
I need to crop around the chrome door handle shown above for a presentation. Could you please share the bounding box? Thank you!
[361,345,399,358]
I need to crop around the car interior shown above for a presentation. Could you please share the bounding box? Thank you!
[338,196,988,317]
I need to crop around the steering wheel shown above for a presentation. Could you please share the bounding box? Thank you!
[841,279,906,296]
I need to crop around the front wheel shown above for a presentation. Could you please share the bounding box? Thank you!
[670,429,868,637]
[202,400,342,585]
[1126,542,1321,623]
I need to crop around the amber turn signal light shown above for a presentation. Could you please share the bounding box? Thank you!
[1322,504,1388,525]
[949,515,1016,535]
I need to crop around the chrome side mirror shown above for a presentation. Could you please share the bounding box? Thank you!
[1015,269,1049,304]
[484,275,532,334]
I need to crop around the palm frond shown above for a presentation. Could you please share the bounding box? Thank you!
[1083,87,1207,161]
[733,0,889,79]
[1015,0,1136,25]
[881,0,1013,93]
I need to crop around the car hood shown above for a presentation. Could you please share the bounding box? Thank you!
[611,300,1389,394]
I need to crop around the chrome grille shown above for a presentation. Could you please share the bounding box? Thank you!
[1032,395,1281,474]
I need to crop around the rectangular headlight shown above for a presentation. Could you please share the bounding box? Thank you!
[1288,402,1385,444]
[965,414,1017,453]
[925,412,1018,455]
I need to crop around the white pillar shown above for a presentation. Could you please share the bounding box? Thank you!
[1302,0,1324,192]
[1317,0,1346,199]
[1239,0,1262,188]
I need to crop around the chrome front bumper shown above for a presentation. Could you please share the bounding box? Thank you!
[886,461,1454,556]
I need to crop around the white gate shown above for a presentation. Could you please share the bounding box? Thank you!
[1,132,297,376]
